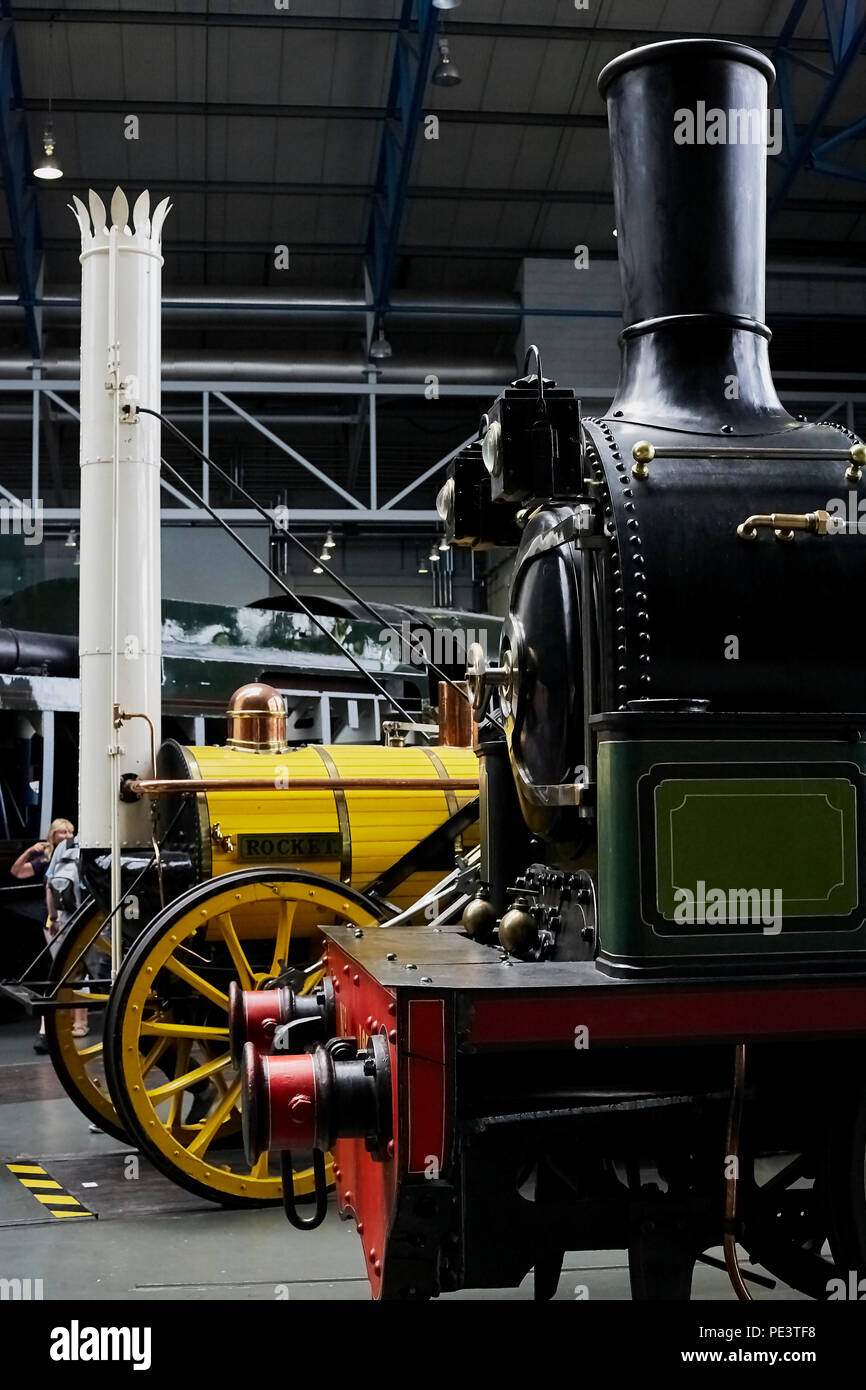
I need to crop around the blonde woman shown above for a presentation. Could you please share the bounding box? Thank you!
[10,817,74,885]
[12,818,84,1053]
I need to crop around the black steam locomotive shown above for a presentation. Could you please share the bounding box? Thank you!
[237,39,866,1300]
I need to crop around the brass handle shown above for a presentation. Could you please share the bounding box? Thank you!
[737,510,832,542]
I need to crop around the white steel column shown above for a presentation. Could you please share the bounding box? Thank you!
[70,188,171,964]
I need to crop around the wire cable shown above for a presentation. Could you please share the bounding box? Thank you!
[139,406,492,722]
[157,454,417,723]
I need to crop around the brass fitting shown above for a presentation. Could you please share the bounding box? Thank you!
[737,509,831,541]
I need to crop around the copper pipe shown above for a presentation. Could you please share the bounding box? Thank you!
[126,776,478,797]
[439,679,474,748]
[723,1042,752,1302]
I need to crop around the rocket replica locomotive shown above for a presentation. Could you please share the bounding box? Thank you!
[21,185,479,1208]
[237,40,866,1299]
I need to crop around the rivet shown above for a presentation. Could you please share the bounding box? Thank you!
[353,974,360,985]
[389,1029,397,1043]
[386,952,397,961]
[388,1002,396,1015]
[343,965,350,976]
[387,1140,395,1158]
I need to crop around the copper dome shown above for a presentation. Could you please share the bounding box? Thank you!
[225,682,288,753]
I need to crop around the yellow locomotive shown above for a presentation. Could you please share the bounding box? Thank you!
[48,681,478,1205]
[22,182,479,1209]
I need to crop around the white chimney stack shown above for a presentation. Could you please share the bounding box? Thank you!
[70,188,171,869]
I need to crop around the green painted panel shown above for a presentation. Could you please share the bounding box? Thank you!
[655,777,858,920]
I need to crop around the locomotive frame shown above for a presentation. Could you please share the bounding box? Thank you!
[237,37,866,1301]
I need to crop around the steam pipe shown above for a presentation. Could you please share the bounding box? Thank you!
[0,352,511,384]
[0,287,523,329]
[0,629,78,677]
[124,776,478,797]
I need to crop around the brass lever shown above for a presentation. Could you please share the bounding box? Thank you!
[736,509,832,542]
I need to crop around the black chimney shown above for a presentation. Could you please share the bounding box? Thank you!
[598,39,791,435]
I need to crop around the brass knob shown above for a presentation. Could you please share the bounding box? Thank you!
[846,442,866,483]
[631,440,654,479]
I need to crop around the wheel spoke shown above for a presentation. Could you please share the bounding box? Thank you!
[214,912,254,990]
[146,1050,233,1102]
[300,965,325,997]
[250,1149,269,1180]
[139,1021,230,1040]
[140,1036,172,1078]
[69,991,111,1004]
[162,955,229,1010]
[186,1079,242,1158]
[165,1040,191,1128]
[269,898,297,977]
[77,1041,104,1060]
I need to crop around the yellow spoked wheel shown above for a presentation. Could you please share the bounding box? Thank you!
[103,868,380,1206]
[45,898,128,1142]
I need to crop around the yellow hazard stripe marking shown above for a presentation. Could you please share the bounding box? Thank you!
[5,1162,95,1220]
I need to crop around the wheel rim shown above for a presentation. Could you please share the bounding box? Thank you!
[45,901,127,1141]
[106,873,379,1204]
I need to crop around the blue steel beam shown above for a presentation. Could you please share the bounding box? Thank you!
[0,2,42,356]
[365,0,440,328]
[770,0,866,213]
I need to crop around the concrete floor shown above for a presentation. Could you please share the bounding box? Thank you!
[0,1017,808,1301]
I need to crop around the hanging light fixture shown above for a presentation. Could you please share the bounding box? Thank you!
[432,37,461,87]
[34,126,63,180]
[433,1,462,9]
[64,529,77,548]
[318,549,330,563]
[323,529,335,550]
[438,537,449,552]
[369,328,392,362]
[73,548,80,567]
[429,547,440,563]
[313,564,324,575]
[34,23,63,181]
